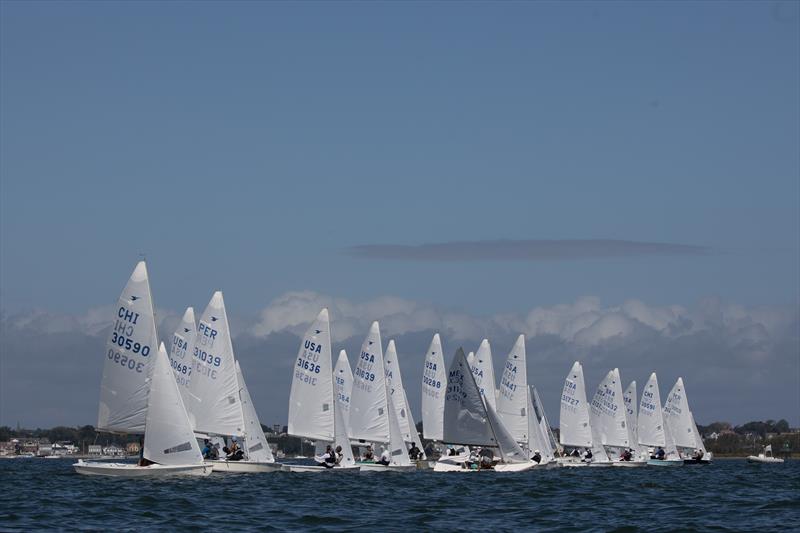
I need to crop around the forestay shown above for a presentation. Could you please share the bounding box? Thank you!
[471,340,497,412]
[333,350,354,438]
[169,307,196,393]
[184,292,244,437]
[349,322,390,443]
[559,362,592,448]
[664,377,696,449]
[236,361,274,463]
[638,373,665,447]
[497,335,528,445]
[288,309,335,441]
[384,340,413,441]
[98,261,158,434]
[421,334,446,441]
[143,343,204,466]
[443,348,497,447]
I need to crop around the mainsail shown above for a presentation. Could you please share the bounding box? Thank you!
[142,343,204,466]
[384,340,413,441]
[97,261,158,434]
[443,348,497,447]
[589,369,629,449]
[169,307,196,393]
[288,309,334,442]
[349,322,390,443]
[663,377,696,450]
[497,335,528,445]
[184,291,244,437]
[638,373,665,448]
[421,334,446,441]
[333,350,354,437]
[559,361,592,448]
[471,339,497,412]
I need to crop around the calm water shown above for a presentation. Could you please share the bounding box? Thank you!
[0,458,797,531]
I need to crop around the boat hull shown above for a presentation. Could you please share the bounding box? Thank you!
[357,462,417,472]
[647,459,684,467]
[73,460,212,477]
[746,455,784,464]
[284,464,361,473]
[683,458,713,465]
[207,460,283,473]
[611,460,649,468]
[433,460,535,472]
[586,461,614,468]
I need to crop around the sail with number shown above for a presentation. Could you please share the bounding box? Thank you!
[663,408,681,459]
[664,377,696,450]
[443,348,497,447]
[169,307,196,393]
[97,261,158,434]
[288,309,334,441]
[384,340,414,442]
[333,350,354,437]
[471,339,497,412]
[589,369,629,449]
[184,291,244,437]
[638,373,665,447]
[142,343,204,466]
[623,381,640,452]
[349,322,390,443]
[559,361,592,448]
[236,361,274,463]
[497,335,528,445]
[421,334,446,441]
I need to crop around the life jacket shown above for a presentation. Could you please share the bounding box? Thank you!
[324,451,337,464]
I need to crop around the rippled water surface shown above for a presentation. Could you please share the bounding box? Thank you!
[1,458,798,531]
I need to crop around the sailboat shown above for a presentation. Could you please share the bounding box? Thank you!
[435,348,534,472]
[557,361,592,467]
[184,291,279,472]
[617,380,648,467]
[747,444,784,463]
[525,386,553,466]
[421,333,446,448]
[286,309,358,472]
[384,340,426,461]
[664,378,712,464]
[349,323,415,471]
[497,335,529,450]
[334,350,354,438]
[532,386,561,460]
[685,411,712,464]
[169,307,196,391]
[638,373,682,466]
[74,262,211,477]
[588,369,633,467]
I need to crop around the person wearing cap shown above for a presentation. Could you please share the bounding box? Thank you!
[532,450,542,464]
[317,445,337,468]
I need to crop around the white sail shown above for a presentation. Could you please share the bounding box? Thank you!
[559,361,592,448]
[169,307,196,392]
[386,390,412,466]
[533,386,560,455]
[471,339,497,412]
[384,340,413,441]
[664,377,696,450]
[589,369,629,449]
[485,399,528,463]
[421,333,446,441]
[497,335,528,445]
[623,380,639,452]
[443,348,497,447]
[403,387,426,458]
[689,411,706,454]
[288,309,334,441]
[184,291,244,437]
[663,408,680,459]
[638,372,665,447]
[333,350,354,437]
[526,387,550,461]
[349,321,390,443]
[143,343,204,466]
[333,397,356,466]
[466,351,475,366]
[97,261,159,434]
[235,361,274,463]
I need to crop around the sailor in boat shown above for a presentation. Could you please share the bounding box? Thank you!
[202,440,212,459]
[464,448,480,470]
[582,449,593,463]
[479,448,495,470]
[408,443,422,461]
[317,445,338,469]
[570,448,581,458]
[532,450,542,464]
[362,446,375,462]
[654,447,666,460]
[224,439,245,461]
[620,448,633,462]
[692,449,704,461]
[376,446,391,466]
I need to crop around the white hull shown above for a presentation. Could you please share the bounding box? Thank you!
[357,462,417,472]
[556,457,588,467]
[284,464,361,473]
[611,460,648,468]
[73,460,212,477]
[586,461,614,468]
[747,455,784,464]
[433,460,535,472]
[207,460,283,473]
[647,458,684,467]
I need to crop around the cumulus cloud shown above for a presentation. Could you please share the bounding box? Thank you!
[1,293,797,429]
[346,239,711,262]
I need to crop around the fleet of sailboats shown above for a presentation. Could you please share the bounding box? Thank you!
[75,262,719,477]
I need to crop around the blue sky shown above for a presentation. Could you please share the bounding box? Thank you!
[1,1,798,427]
